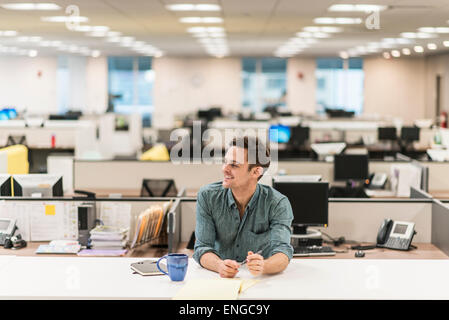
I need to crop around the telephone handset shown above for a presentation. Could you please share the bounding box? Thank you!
[368,173,388,189]
[376,219,416,251]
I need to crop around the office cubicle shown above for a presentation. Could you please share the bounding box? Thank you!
[0,196,184,254]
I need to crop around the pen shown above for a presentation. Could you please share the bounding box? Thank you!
[239,248,264,266]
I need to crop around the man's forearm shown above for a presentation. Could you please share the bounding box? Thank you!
[263,252,289,275]
[199,252,223,272]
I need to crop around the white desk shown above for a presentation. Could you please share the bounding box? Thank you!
[0,257,449,299]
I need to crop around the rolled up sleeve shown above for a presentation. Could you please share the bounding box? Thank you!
[193,190,220,265]
[268,197,294,260]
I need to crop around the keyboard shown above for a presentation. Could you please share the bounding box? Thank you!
[293,245,336,257]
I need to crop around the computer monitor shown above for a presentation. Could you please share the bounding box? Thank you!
[334,154,369,182]
[272,181,329,235]
[401,126,420,142]
[140,179,178,197]
[0,175,11,196]
[289,126,310,147]
[378,127,397,140]
[269,124,291,143]
[12,174,63,197]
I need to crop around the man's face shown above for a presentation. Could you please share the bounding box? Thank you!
[222,146,259,189]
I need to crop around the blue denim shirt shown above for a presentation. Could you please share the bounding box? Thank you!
[193,181,294,265]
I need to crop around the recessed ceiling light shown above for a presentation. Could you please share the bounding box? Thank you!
[179,17,223,23]
[0,30,18,37]
[28,50,38,57]
[339,51,349,59]
[383,52,391,59]
[0,3,61,10]
[41,16,88,23]
[414,45,424,53]
[428,43,437,50]
[328,4,387,12]
[391,50,400,58]
[401,32,436,39]
[166,4,220,11]
[402,48,411,55]
[91,50,100,58]
[314,17,362,24]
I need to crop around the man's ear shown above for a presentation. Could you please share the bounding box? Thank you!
[253,166,264,178]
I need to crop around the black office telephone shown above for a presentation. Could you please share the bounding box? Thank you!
[376,219,416,251]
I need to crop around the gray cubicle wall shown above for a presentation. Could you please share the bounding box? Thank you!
[432,200,449,256]
[74,159,442,194]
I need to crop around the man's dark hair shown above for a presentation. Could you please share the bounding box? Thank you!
[229,136,270,180]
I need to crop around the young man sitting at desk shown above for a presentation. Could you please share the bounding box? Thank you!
[193,136,294,278]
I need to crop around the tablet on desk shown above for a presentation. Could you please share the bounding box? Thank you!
[130,259,167,276]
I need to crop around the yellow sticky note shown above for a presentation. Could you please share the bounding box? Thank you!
[45,205,56,216]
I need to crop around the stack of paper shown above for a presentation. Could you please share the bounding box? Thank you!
[88,225,129,250]
[130,202,171,248]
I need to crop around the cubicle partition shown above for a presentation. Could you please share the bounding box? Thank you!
[0,196,183,253]
[74,159,440,196]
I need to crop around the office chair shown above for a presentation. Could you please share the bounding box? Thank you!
[140,179,178,197]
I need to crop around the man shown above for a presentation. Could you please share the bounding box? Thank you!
[193,136,294,278]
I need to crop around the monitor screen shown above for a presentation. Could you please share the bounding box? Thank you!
[273,181,328,227]
[12,174,63,197]
[334,154,369,181]
[289,126,309,146]
[269,124,291,143]
[0,174,11,196]
[378,127,397,140]
[401,126,420,141]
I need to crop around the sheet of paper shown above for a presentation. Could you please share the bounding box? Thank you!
[239,279,260,293]
[173,279,243,300]
[29,202,65,241]
[100,202,131,239]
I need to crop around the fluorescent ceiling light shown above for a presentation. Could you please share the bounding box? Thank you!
[314,17,362,24]
[0,3,61,10]
[418,27,449,34]
[339,51,349,59]
[401,32,436,39]
[427,43,437,50]
[402,48,411,55]
[91,50,100,58]
[444,41,449,47]
[414,45,424,53]
[166,4,220,11]
[328,4,387,12]
[0,30,18,36]
[41,16,88,23]
[180,17,223,23]
[28,50,38,57]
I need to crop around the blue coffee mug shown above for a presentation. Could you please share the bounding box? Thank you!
[157,253,188,281]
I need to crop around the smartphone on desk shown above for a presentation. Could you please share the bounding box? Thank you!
[376,219,416,251]
[130,259,167,276]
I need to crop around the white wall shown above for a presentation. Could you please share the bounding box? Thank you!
[0,56,58,113]
[86,56,108,114]
[425,54,449,119]
[363,57,427,124]
[286,58,316,115]
[152,57,242,128]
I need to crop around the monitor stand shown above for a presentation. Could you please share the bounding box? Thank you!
[291,226,322,247]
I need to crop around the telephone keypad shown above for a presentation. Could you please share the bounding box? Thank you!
[385,237,410,250]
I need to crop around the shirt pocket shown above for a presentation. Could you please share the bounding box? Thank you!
[243,230,270,256]
[252,222,269,235]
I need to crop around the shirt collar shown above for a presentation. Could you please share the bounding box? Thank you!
[227,184,260,210]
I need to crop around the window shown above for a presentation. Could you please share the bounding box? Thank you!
[242,58,287,113]
[108,57,154,126]
[316,57,364,115]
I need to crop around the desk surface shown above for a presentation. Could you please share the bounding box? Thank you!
[0,256,449,299]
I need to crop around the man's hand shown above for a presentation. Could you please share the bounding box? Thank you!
[218,259,240,278]
[246,251,264,276]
